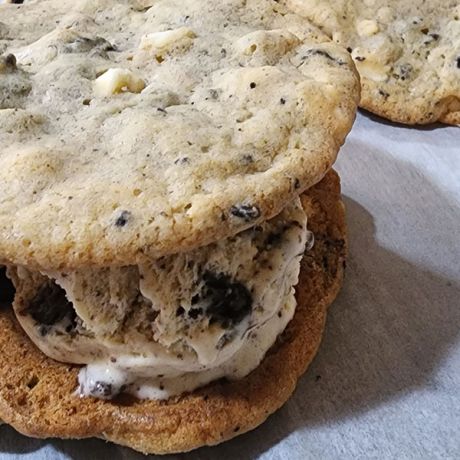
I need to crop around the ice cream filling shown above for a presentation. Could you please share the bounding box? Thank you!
[10,198,312,400]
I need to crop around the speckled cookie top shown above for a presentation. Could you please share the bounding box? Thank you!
[0,0,358,270]
[283,0,460,124]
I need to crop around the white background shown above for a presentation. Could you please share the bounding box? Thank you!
[1,112,459,459]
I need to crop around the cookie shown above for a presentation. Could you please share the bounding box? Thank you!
[0,0,358,271]
[0,170,346,454]
[283,0,460,125]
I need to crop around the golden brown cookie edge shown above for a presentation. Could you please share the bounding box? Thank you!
[360,84,460,126]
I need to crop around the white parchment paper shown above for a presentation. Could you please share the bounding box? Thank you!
[1,112,459,460]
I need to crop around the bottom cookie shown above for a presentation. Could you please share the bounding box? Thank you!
[0,170,346,454]
[441,109,460,125]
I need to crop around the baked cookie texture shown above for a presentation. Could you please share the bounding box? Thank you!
[0,170,347,454]
[283,0,460,125]
[0,0,358,271]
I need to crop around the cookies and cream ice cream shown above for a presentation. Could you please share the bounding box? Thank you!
[9,198,313,400]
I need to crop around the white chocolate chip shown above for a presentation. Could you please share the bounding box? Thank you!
[351,49,389,82]
[355,60,389,82]
[139,27,196,52]
[93,68,145,97]
[356,19,380,37]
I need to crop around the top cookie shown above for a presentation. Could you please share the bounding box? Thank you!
[0,0,359,270]
[284,0,460,124]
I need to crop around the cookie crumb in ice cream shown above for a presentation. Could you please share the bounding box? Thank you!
[0,54,16,72]
[230,204,261,222]
[201,272,252,328]
[24,282,75,327]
